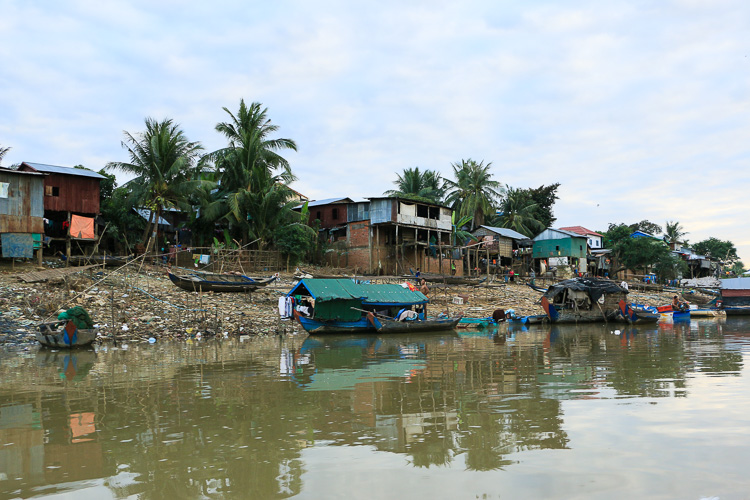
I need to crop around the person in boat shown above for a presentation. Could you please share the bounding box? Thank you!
[419,278,429,296]
[672,295,689,311]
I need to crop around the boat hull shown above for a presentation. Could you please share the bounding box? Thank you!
[168,272,275,293]
[294,311,377,334]
[372,316,461,333]
[36,321,97,348]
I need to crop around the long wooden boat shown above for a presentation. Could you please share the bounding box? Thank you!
[168,271,276,292]
[370,315,461,333]
[417,272,486,286]
[689,308,726,317]
[36,321,98,348]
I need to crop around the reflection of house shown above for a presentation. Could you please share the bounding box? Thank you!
[17,162,104,258]
[0,168,45,262]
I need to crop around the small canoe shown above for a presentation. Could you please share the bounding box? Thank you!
[371,315,461,333]
[36,321,98,348]
[168,271,277,293]
[458,317,496,329]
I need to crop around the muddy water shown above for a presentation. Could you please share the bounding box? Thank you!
[1,318,750,499]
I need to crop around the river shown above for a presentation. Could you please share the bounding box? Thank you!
[1,318,749,499]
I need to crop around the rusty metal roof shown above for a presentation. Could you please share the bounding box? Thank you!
[21,162,105,179]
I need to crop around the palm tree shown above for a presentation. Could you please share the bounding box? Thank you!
[106,118,205,250]
[384,167,444,204]
[664,221,688,249]
[203,100,298,247]
[0,145,9,166]
[443,159,503,230]
[493,186,544,237]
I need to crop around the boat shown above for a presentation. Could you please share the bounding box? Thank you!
[167,270,277,292]
[414,271,486,286]
[718,278,750,315]
[688,307,726,318]
[369,314,461,333]
[653,304,691,321]
[540,277,629,323]
[287,278,460,334]
[618,302,661,324]
[457,317,496,329]
[36,320,98,348]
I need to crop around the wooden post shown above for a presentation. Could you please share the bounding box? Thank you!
[395,224,399,274]
[65,212,71,266]
[368,223,372,274]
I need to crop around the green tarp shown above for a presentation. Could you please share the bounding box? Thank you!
[287,279,428,321]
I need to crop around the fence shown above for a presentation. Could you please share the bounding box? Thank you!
[173,247,282,274]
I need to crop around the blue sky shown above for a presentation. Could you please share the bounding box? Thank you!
[2,0,749,264]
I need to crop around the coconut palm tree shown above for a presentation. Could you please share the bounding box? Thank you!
[493,186,544,237]
[443,159,503,230]
[664,221,688,249]
[203,100,298,247]
[0,145,9,166]
[384,167,444,204]
[106,118,206,250]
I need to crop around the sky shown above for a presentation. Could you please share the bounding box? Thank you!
[2,0,749,264]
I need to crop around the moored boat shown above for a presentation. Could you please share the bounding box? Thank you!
[287,278,460,334]
[540,278,628,323]
[168,270,277,293]
[36,321,98,348]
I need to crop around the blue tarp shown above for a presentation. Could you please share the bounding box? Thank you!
[1,233,34,258]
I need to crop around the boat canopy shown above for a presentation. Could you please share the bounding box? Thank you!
[288,279,428,305]
[543,277,626,303]
[287,279,429,322]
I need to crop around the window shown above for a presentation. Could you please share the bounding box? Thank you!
[45,186,59,196]
[316,211,321,220]
[332,208,339,220]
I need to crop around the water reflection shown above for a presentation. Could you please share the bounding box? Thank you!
[0,318,748,498]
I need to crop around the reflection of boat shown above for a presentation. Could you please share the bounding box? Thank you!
[36,321,98,348]
[36,348,97,381]
[541,278,630,323]
[167,271,276,292]
[288,279,459,334]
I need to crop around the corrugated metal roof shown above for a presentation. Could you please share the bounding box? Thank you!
[476,226,530,240]
[721,278,750,290]
[559,226,603,237]
[21,162,105,179]
[288,278,428,305]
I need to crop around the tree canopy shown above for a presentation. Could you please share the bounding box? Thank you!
[384,167,444,204]
[443,159,503,230]
[692,237,739,263]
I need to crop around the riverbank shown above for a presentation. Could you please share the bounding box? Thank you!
[0,261,683,346]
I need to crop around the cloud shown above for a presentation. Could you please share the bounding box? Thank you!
[2,0,750,262]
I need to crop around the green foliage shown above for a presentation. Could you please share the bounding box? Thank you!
[384,167,444,204]
[106,117,209,248]
[604,223,671,274]
[729,261,746,275]
[492,186,545,237]
[664,220,687,246]
[99,186,146,252]
[513,183,560,229]
[443,159,503,230]
[202,99,298,248]
[274,223,317,265]
[0,144,9,166]
[653,252,688,281]
[97,168,117,200]
[693,237,739,262]
[451,213,476,246]
[629,220,662,235]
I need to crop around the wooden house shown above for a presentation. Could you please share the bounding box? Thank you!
[471,225,532,267]
[558,226,603,249]
[17,162,105,258]
[532,228,588,274]
[0,168,45,263]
